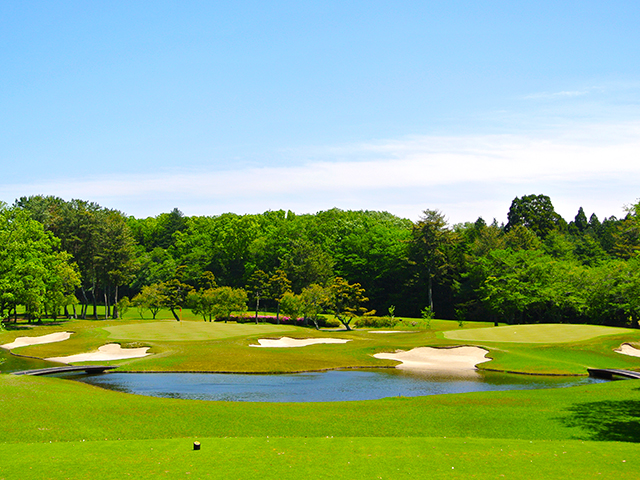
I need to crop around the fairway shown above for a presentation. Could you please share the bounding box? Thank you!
[104,321,297,342]
[443,323,631,344]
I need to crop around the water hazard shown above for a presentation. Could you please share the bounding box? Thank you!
[71,369,605,402]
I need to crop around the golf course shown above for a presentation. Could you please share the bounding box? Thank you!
[2,312,640,479]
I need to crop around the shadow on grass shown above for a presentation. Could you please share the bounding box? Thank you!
[3,324,33,331]
[3,320,71,330]
[561,390,640,442]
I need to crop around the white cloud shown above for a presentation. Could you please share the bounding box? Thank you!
[2,121,639,224]
[524,90,589,100]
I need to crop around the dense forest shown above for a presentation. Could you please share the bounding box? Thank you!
[2,194,639,328]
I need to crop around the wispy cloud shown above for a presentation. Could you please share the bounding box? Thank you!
[523,90,589,100]
[2,122,639,224]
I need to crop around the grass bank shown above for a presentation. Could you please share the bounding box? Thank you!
[4,315,640,374]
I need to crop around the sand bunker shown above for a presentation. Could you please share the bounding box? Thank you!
[615,343,640,358]
[374,346,491,372]
[1,332,72,350]
[250,337,351,348]
[46,343,150,363]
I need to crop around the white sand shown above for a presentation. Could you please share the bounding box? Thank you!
[373,346,491,372]
[1,332,72,350]
[615,343,640,358]
[46,343,150,363]
[250,337,351,348]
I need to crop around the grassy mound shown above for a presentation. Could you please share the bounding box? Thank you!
[104,321,297,342]
[443,324,632,344]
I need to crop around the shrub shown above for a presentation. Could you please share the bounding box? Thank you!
[421,306,433,328]
[324,317,342,328]
[354,316,399,328]
[230,315,306,326]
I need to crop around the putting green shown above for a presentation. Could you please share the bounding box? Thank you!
[104,321,297,342]
[443,324,632,344]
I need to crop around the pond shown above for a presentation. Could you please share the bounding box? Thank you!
[69,369,605,402]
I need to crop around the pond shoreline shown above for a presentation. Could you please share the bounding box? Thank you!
[70,368,606,403]
[106,364,588,377]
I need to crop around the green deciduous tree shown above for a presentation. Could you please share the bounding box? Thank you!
[96,209,138,319]
[279,291,304,323]
[268,269,291,324]
[505,194,566,238]
[246,269,270,324]
[132,283,165,319]
[611,202,640,260]
[300,283,330,329]
[0,204,79,322]
[188,288,216,322]
[326,277,371,331]
[280,239,334,293]
[160,277,194,321]
[209,286,248,322]
[187,285,248,322]
[409,209,453,315]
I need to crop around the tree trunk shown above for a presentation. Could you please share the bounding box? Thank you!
[91,283,98,319]
[337,314,352,331]
[80,288,89,319]
[104,288,110,320]
[254,296,260,324]
[112,285,119,319]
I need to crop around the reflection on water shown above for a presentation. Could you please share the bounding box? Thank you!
[72,369,605,403]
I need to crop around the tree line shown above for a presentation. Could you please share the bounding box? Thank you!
[2,194,639,327]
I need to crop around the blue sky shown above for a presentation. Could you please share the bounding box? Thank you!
[2,1,639,224]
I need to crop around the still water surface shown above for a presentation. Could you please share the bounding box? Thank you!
[72,369,604,402]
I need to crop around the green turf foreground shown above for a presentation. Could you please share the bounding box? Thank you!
[1,437,638,480]
[2,374,640,479]
[3,319,640,478]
